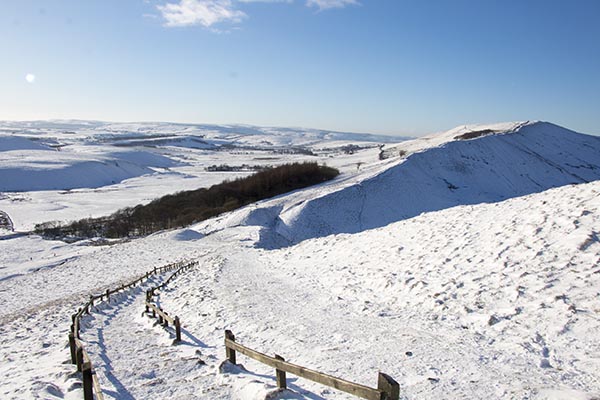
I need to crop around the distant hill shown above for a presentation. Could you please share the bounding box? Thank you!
[198,121,600,247]
[0,120,407,192]
[0,120,407,148]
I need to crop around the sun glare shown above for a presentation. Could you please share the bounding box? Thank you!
[25,73,36,83]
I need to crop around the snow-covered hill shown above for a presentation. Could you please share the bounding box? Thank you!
[0,120,402,229]
[0,145,180,192]
[0,120,404,150]
[0,119,400,193]
[0,120,599,400]
[1,179,599,400]
[199,121,600,246]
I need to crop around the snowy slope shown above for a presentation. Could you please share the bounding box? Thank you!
[0,120,403,228]
[0,135,52,152]
[0,180,598,400]
[0,147,180,192]
[1,120,599,400]
[198,121,600,246]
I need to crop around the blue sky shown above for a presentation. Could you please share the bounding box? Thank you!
[1,0,599,136]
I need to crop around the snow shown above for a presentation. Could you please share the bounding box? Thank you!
[0,135,51,152]
[0,120,398,230]
[0,120,599,400]
[197,121,600,246]
[0,151,171,192]
[174,229,205,241]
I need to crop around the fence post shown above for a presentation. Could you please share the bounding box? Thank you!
[174,316,181,343]
[68,333,76,364]
[75,319,80,339]
[82,362,94,400]
[225,330,236,364]
[145,290,151,313]
[76,346,84,372]
[106,289,110,303]
[162,309,169,327]
[275,354,287,390]
[76,309,82,338]
[377,372,399,400]
[89,295,94,307]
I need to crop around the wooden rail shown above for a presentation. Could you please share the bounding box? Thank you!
[224,330,399,400]
[143,261,197,343]
[68,259,401,400]
[70,261,192,339]
[72,338,105,400]
[68,259,195,400]
[145,301,182,342]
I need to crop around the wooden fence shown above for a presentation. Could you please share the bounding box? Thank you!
[67,259,401,400]
[143,261,197,343]
[71,338,104,400]
[224,330,400,400]
[68,260,195,400]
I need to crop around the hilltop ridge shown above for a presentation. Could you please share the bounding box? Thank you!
[198,121,600,246]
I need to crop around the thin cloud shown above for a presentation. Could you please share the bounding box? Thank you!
[238,0,292,3]
[157,0,246,28]
[306,0,359,11]
[156,0,356,29]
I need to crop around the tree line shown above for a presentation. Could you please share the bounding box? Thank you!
[35,162,339,240]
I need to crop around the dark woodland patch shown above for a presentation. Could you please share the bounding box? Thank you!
[35,162,339,240]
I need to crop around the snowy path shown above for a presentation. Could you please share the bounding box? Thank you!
[180,245,550,399]
[150,238,530,399]
[81,280,207,398]
[80,258,239,399]
[0,231,209,399]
